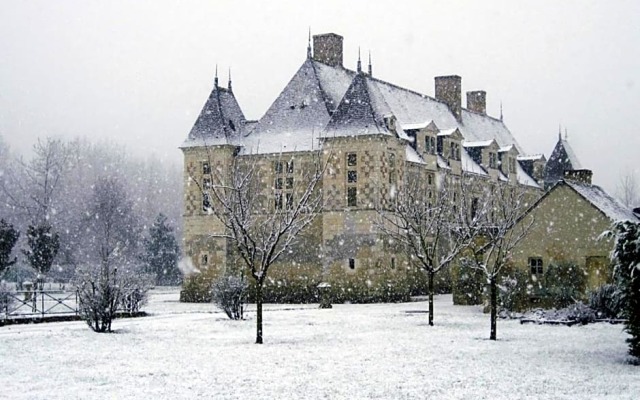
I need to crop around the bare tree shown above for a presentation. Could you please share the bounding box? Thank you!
[200,153,325,344]
[457,182,534,340]
[377,172,474,326]
[617,169,639,209]
[74,176,147,332]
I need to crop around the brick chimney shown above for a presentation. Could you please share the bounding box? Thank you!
[466,90,486,115]
[564,169,593,185]
[313,33,343,67]
[435,75,462,121]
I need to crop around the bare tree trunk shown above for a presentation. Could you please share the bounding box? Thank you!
[428,270,434,326]
[256,282,263,344]
[490,276,497,341]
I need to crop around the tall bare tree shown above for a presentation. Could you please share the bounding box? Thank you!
[377,172,475,326]
[616,169,639,209]
[457,182,534,340]
[200,153,325,344]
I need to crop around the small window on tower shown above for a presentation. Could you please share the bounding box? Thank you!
[274,161,283,174]
[201,254,208,266]
[348,258,355,270]
[275,177,283,190]
[347,153,357,167]
[348,170,358,183]
[286,177,294,189]
[286,160,294,174]
[202,161,211,175]
[347,187,357,207]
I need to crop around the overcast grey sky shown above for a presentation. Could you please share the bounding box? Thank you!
[0,0,638,194]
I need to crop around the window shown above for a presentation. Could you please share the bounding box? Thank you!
[201,254,208,265]
[286,177,293,189]
[203,178,211,190]
[509,158,516,174]
[391,257,396,269]
[347,153,357,167]
[347,170,358,183]
[274,161,283,174]
[471,198,479,220]
[347,187,357,207]
[202,193,211,212]
[348,258,355,270]
[427,174,433,185]
[389,153,397,184]
[202,161,211,175]
[286,193,293,210]
[275,193,283,210]
[529,258,543,275]
[488,152,497,169]
[275,177,283,190]
[425,136,436,155]
[286,160,294,174]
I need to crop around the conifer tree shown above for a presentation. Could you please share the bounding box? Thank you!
[0,219,20,278]
[22,223,60,277]
[142,213,181,286]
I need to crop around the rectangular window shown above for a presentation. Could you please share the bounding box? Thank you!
[203,178,211,190]
[286,160,294,174]
[391,257,395,269]
[202,193,211,212]
[471,198,479,220]
[275,193,283,210]
[286,177,294,189]
[274,161,283,174]
[201,254,208,265]
[347,153,357,167]
[347,187,357,207]
[529,258,543,275]
[202,161,211,175]
[348,258,355,270]
[286,193,293,209]
[347,170,358,183]
[275,177,283,190]
[489,153,497,169]
[428,174,433,185]
[425,136,431,154]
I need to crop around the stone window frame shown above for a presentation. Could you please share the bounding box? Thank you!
[529,257,543,275]
[346,152,358,207]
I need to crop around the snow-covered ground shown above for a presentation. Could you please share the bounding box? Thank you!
[1,288,637,399]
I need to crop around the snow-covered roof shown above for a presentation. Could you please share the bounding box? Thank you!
[463,140,494,148]
[436,155,450,169]
[499,145,515,153]
[516,162,541,188]
[401,121,433,131]
[437,128,458,137]
[517,154,545,161]
[405,145,425,165]
[565,180,638,222]
[460,147,488,176]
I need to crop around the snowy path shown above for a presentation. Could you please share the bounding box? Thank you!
[1,289,637,399]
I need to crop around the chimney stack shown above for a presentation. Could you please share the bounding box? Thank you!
[466,90,486,115]
[564,169,593,185]
[435,75,462,121]
[312,33,343,67]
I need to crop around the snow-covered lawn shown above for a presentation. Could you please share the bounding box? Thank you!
[1,288,637,399]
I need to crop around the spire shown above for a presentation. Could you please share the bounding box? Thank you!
[214,64,219,88]
[307,28,312,59]
[357,47,362,73]
[558,124,562,140]
[500,101,503,121]
[368,50,372,76]
[228,67,232,92]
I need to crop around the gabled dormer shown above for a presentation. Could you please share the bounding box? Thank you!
[437,128,464,174]
[498,145,520,184]
[463,139,500,180]
[401,120,439,170]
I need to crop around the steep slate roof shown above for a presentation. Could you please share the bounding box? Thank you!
[544,135,582,186]
[241,57,528,156]
[324,71,394,137]
[183,81,246,147]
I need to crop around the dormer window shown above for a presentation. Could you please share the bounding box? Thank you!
[425,136,436,155]
[449,143,461,161]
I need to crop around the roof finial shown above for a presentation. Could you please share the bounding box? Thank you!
[368,50,372,76]
[558,124,562,140]
[228,67,232,92]
[500,101,503,121]
[214,64,219,88]
[307,28,312,59]
[357,47,362,73]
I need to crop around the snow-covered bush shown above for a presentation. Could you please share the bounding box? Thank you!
[75,265,151,332]
[543,261,587,308]
[589,284,626,319]
[498,269,531,312]
[211,274,248,320]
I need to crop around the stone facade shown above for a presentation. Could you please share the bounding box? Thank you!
[179,32,546,302]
